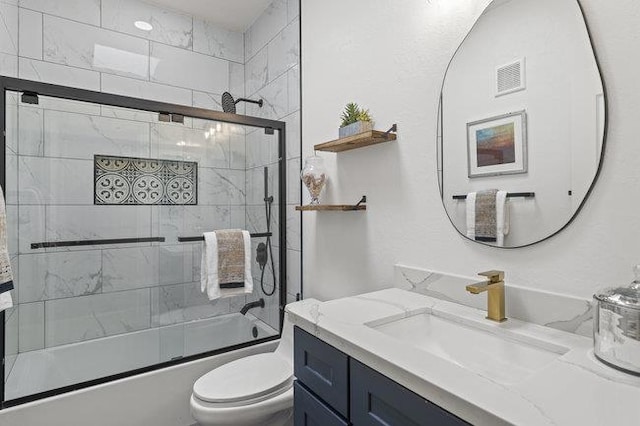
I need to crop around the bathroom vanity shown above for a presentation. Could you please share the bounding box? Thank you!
[287,289,640,425]
[294,326,466,425]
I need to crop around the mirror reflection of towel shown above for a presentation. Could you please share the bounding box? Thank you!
[496,191,510,246]
[0,186,14,312]
[466,190,510,246]
[475,189,499,242]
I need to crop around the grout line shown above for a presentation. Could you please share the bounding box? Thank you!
[40,10,43,61]
[147,38,151,82]
[0,1,17,55]
[18,6,206,55]
[6,2,261,69]
[18,5,245,63]
[42,296,46,349]
[17,99,224,129]
[10,147,246,168]
[99,244,104,296]
[13,0,19,58]
[16,46,256,109]
[149,38,244,66]
[148,282,152,329]
[19,278,202,305]
[190,15,194,52]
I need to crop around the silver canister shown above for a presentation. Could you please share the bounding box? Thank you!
[593,266,640,375]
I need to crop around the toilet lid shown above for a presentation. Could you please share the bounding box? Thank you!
[193,353,293,404]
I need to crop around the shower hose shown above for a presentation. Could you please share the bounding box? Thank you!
[260,194,276,297]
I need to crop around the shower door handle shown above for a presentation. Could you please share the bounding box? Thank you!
[31,237,166,249]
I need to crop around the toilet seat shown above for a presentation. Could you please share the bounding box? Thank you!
[193,353,293,408]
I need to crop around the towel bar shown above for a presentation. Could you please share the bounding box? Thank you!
[452,192,535,200]
[178,232,272,242]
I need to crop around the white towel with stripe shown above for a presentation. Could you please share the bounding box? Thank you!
[201,230,253,300]
[466,190,510,246]
[0,185,14,312]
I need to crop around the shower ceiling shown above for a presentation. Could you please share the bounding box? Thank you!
[144,0,274,31]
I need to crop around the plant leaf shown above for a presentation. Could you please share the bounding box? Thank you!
[340,102,365,127]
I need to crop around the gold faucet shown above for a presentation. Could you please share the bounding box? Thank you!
[466,270,507,322]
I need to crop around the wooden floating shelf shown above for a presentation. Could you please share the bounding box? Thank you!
[314,130,397,153]
[295,205,366,212]
[296,196,367,212]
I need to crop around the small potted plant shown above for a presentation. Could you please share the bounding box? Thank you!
[339,102,373,138]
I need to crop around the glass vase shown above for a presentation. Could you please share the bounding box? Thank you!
[301,155,327,205]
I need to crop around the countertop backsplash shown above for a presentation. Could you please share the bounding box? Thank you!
[394,264,594,338]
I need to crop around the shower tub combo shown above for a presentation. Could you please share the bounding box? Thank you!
[0,77,287,406]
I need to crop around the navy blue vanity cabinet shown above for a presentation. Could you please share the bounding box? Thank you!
[294,326,470,426]
[350,359,469,425]
[294,382,348,426]
[293,327,349,418]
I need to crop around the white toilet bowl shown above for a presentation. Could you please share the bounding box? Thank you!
[190,317,294,426]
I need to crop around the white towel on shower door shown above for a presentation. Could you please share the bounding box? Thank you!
[0,185,14,312]
[200,230,253,301]
[0,293,12,312]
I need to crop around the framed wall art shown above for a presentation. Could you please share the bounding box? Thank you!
[467,110,527,178]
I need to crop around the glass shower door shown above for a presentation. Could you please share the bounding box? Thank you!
[3,90,282,402]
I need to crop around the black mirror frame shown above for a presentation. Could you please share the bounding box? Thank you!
[436,0,608,249]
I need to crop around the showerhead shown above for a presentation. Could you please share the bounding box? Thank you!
[221,92,237,114]
[221,92,264,114]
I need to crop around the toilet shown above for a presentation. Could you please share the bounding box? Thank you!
[190,317,294,426]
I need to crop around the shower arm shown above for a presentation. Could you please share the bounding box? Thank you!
[235,97,263,107]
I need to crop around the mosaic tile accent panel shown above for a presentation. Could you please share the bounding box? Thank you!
[94,155,197,205]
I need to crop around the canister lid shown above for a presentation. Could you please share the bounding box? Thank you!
[594,265,640,309]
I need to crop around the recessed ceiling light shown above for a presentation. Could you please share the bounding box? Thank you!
[134,21,153,31]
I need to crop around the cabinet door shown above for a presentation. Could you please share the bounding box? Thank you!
[350,360,469,426]
[294,382,348,426]
[294,327,349,417]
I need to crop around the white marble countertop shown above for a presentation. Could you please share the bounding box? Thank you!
[286,288,640,426]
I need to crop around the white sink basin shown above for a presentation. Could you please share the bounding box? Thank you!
[370,313,568,385]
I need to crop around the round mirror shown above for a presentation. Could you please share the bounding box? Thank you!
[438,0,606,248]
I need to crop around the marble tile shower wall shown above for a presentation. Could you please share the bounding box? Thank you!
[1,0,302,379]
[0,0,264,371]
[5,93,248,357]
[0,0,245,107]
[243,0,301,331]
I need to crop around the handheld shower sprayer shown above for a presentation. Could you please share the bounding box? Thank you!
[264,166,273,203]
[221,92,263,114]
[257,166,276,296]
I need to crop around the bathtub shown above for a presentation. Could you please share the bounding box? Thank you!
[5,313,277,401]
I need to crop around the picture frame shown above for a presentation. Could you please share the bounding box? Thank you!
[467,110,527,178]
